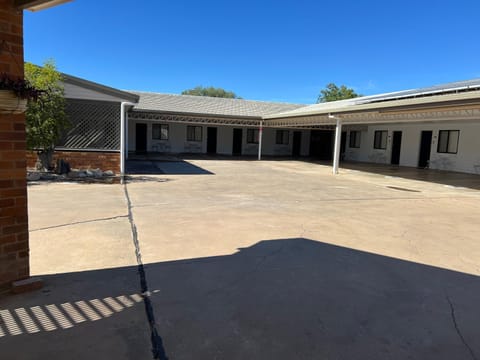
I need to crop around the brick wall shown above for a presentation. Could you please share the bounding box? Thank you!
[26,150,121,173]
[0,1,29,291]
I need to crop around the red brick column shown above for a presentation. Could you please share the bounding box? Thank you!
[0,1,30,291]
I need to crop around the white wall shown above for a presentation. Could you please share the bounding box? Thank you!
[127,119,480,174]
[127,120,311,157]
[344,121,480,174]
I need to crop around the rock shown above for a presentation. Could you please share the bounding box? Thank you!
[40,173,55,180]
[104,170,115,177]
[27,172,41,181]
[69,170,87,178]
[92,169,103,177]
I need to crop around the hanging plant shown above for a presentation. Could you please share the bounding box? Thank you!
[0,73,42,114]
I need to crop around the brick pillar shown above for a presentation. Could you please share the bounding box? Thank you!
[0,1,30,291]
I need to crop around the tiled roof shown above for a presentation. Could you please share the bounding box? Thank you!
[128,91,306,118]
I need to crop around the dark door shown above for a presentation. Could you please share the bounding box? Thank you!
[418,131,433,168]
[340,131,347,161]
[135,123,147,153]
[292,131,301,157]
[309,130,334,160]
[391,131,402,165]
[207,127,217,154]
[232,128,242,155]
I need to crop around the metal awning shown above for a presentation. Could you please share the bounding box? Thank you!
[264,90,480,126]
[265,108,480,127]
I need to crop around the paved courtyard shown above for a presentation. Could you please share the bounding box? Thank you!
[1,159,480,359]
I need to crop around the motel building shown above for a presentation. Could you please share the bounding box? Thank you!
[42,73,480,177]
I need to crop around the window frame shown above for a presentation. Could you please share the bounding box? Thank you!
[152,124,169,140]
[186,125,202,142]
[247,128,259,144]
[437,130,459,154]
[373,130,388,150]
[349,131,361,148]
[275,130,289,145]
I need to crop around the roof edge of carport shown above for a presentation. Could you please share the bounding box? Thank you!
[263,90,480,121]
[62,73,140,104]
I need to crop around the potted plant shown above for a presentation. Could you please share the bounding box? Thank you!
[0,73,41,114]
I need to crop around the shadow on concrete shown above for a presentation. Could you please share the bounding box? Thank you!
[1,238,479,359]
[126,159,214,175]
[338,161,480,190]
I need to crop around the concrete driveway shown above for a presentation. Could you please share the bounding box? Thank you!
[1,159,480,359]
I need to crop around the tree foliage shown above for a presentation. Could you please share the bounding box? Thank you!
[317,83,360,103]
[25,60,68,170]
[181,86,241,99]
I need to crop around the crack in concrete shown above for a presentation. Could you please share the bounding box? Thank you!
[123,183,168,360]
[29,215,129,232]
[446,296,477,360]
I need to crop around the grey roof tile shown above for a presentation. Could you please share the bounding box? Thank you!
[128,91,306,118]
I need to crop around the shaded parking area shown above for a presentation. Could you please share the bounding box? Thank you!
[126,159,213,175]
[1,159,480,359]
[340,161,480,190]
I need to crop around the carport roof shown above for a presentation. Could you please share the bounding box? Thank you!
[129,91,306,119]
[265,78,480,121]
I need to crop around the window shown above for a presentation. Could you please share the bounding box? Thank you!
[373,130,387,149]
[437,130,459,154]
[275,130,289,145]
[247,129,259,144]
[349,131,361,148]
[186,126,202,142]
[152,124,168,140]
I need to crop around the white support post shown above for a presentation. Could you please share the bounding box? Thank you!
[125,112,129,160]
[120,104,125,176]
[120,102,137,176]
[333,117,342,174]
[258,121,263,160]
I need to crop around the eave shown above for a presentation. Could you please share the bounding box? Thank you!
[15,0,72,12]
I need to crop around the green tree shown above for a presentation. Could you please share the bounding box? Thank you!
[25,60,68,170]
[317,83,361,103]
[181,86,241,99]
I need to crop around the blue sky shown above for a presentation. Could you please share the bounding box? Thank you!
[24,0,480,104]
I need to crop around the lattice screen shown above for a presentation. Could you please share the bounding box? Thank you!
[58,100,120,150]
